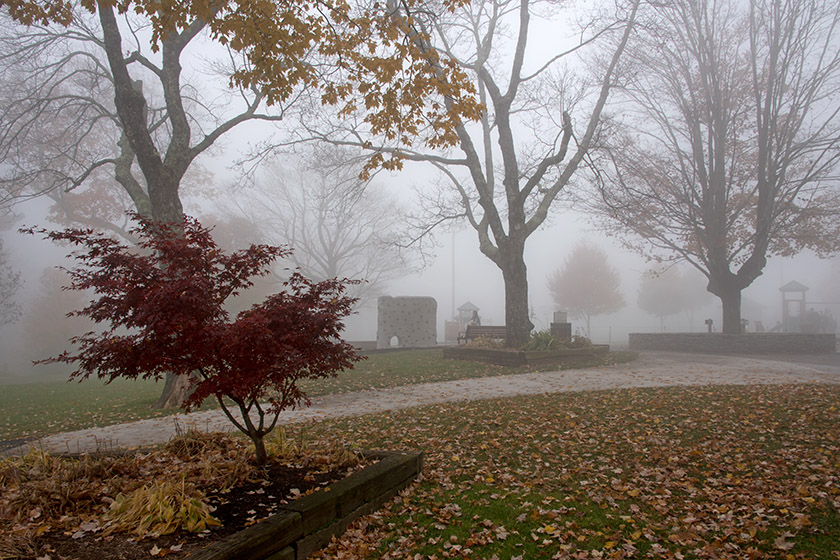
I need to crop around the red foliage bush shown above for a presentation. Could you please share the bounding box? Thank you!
[23,214,361,464]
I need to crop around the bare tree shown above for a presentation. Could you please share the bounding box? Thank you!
[0,236,21,326]
[547,241,625,338]
[226,149,413,307]
[637,266,712,331]
[591,0,840,333]
[301,0,640,346]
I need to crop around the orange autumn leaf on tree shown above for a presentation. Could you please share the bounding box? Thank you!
[2,0,482,168]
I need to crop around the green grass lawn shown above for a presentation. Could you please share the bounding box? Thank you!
[0,349,637,442]
[296,383,840,559]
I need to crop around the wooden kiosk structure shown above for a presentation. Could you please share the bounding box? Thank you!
[780,280,809,333]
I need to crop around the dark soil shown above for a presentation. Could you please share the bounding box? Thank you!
[31,461,351,560]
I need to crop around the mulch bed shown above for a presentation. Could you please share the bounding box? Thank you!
[31,460,347,560]
[1,430,367,560]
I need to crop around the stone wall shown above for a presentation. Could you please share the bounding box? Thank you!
[629,333,837,354]
[376,296,437,349]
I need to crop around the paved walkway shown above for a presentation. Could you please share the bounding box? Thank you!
[4,351,839,457]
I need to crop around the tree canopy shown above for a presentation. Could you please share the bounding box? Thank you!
[2,0,481,169]
[637,266,711,331]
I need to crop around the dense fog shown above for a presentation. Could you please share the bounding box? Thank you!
[1,0,839,382]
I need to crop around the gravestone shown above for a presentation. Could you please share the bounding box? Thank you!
[550,310,572,342]
[377,296,437,349]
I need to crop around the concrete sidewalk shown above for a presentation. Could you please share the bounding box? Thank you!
[4,351,839,457]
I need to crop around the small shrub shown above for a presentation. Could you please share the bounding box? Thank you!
[520,330,563,351]
[266,427,307,460]
[266,428,362,472]
[0,449,119,523]
[0,532,35,559]
[465,336,505,349]
[518,331,594,351]
[568,334,593,348]
[25,215,363,466]
[164,427,237,460]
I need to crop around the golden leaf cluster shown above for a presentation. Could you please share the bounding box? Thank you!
[2,0,483,173]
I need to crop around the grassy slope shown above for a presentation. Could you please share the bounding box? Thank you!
[0,349,636,442]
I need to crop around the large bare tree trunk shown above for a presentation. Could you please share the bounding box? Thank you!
[718,285,743,335]
[155,372,194,408]
[150,181,194,408]
[500,249,533,347]
[708,272,744,335]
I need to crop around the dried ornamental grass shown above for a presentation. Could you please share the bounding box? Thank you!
[103,477,220,536]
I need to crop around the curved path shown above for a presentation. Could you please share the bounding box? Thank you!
[4,351,839,457]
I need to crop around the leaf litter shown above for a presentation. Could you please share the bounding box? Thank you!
[302,383,840,559]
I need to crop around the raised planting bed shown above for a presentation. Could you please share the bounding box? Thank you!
[189,450,422,560]
[442,345,609,366]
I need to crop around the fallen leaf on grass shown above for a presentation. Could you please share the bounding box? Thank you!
[774,532,796,551]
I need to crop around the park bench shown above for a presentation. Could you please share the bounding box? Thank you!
[458,325,507,344]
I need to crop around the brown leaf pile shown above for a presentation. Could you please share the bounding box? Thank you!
[302,383,840,559]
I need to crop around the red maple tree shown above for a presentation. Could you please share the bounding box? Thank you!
[23,215,361,464]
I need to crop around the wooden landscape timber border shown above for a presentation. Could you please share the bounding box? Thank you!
[441,345,610,366]
[190,450,423,560]
[628,333,837,354]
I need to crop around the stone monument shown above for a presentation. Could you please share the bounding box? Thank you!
[377,296,437,349]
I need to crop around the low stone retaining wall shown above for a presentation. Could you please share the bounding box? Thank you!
[191,451,422,560]
[628,333,837,354]
[442,345,609,366]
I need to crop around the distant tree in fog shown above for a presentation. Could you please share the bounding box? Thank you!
[226,149,412,307]
[0,237,22,326]
[200,213,279,315]
[800,309,837,335]
[637,266,712,331]
[23,267,90,374]
[590,0,840,334]
[547,242,625,337]
[819,259,840,304]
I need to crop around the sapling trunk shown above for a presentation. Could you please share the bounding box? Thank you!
[217,396,273,466]
[252,435,269,466]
